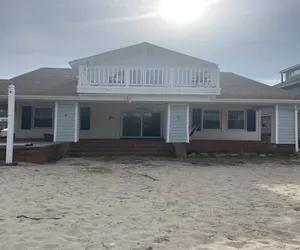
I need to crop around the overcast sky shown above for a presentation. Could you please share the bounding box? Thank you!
[0,0,300,84]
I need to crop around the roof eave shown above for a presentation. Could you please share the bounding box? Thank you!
[1,95,299,104]
[280,63,300,73]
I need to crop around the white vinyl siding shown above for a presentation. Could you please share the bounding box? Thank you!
[168,104,189,143]
[55,103,77,142]
[278,104,295,144]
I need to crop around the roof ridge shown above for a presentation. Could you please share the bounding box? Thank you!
[39,67,72,70]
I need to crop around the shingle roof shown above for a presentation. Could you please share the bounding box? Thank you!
[0,68,298,100]
[219,72,299,99]
[0,68,78,96]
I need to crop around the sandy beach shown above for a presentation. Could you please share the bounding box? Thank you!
[1,157,300,250]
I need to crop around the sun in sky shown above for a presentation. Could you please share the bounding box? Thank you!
[158,0,214,23]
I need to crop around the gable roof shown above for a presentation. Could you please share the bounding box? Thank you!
[69,42,218,68]
[0,68,298,101]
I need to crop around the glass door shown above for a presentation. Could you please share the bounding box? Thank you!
[142,112,161,137]
[122,112,142,137]
[122,111,161,138]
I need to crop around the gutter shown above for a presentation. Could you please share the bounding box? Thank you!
[1,95,300,104]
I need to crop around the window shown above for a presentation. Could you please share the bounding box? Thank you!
[21,106,32,130]
[291,69,300,77]
[80,107,90,130]
[203,110,220,129]
[228,111,245,129]
[192,109,202,131]
[34,108,53,128]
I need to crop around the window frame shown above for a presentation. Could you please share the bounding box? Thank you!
[33,107,53,128]
[202,109,221,130]
[227,109,246,130]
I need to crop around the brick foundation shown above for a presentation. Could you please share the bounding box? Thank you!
[0,143,72,164]
[172,143,187,159]
[187,140,295,154]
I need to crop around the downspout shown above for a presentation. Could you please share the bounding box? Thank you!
[294,104,300,153]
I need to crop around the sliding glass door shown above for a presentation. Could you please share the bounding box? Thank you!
[122,111,161,138]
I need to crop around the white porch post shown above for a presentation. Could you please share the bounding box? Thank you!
[295,104,299,152]
[257,109,261,141]
[186,104,190,143]
[275,104,279,144]
[74,102,79,142]
[166,104,171,143]
[6,85,15,164]
[53,102,58,142]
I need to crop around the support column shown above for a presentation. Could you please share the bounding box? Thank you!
[6,85,15,164]
[275,104,279,144]
[270,106,276,144]
[295,104,299,152]
[166,104,189,159]
[54,102,79,142]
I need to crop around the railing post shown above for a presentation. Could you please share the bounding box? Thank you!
[125,68,130,87]
[170,68,175,87]
[78,66,82,86]
[215,67,220,89]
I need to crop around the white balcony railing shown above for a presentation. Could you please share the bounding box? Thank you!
[78,66,220,95]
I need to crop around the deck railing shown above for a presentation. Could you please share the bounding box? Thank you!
[78,66,220,95]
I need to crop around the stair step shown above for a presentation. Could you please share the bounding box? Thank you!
[70,151,173,157]
[70,140,175,157]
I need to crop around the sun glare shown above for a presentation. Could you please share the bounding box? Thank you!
[158,0,208,23]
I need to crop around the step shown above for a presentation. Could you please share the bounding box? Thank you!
[70,151,173,157]
[70,148,173,153]
[70,145,173,150]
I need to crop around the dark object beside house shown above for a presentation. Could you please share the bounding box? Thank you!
[44,133,53,141]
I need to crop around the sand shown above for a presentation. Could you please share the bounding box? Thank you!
[1,157,300,250]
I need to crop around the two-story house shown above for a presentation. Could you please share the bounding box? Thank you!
[277,63,300,91]
[1,42,299,157]
[261,63,300,143]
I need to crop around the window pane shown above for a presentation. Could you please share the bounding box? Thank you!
[34,118,52,128]
[228,120,245,129]
[203,110,220,129]
[247,109,256,132]
[35,108,52,118]
[122,112,141,137]
[228,111,244,120]
[228,111,245,129]
[21,106,32,130]
[203,111,219,120]
[142,113,161,137]
[80,107,90,130]
[203,120,220,129]
[192,109,202,131]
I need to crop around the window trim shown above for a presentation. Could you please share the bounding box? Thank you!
[33,107,53,128]
[227,109,246,130]
[202,109,221,130]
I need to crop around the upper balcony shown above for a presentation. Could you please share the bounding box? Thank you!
[77,66,220,96]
